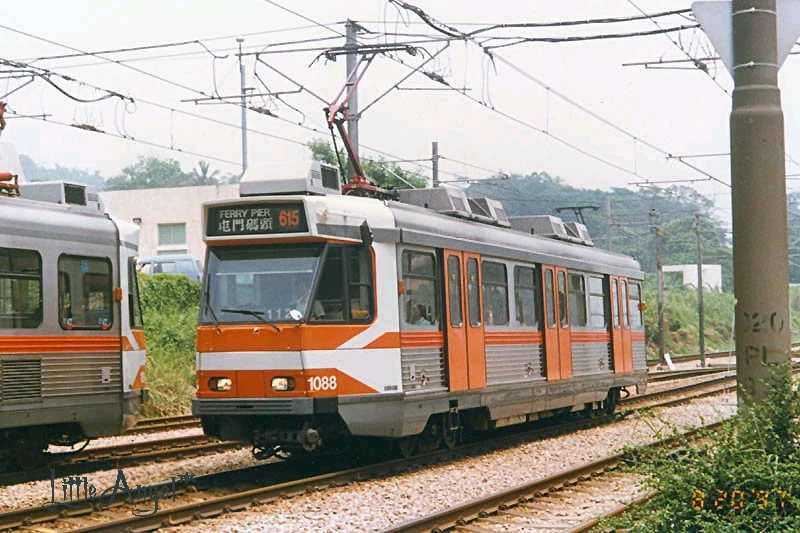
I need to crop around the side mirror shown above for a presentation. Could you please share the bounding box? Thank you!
[359,220,373,247]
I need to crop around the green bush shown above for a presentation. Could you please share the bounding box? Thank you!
[138,273,200,417]
[603,363,800,532]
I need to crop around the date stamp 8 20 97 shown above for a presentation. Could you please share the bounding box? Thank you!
[691,488,790,512]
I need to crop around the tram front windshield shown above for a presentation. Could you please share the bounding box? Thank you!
[201,244,323,324]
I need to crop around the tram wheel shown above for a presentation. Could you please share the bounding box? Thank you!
[416,420,442,455]
[442,428,459,450]
[14,432,47,470]
[396,436,418,458]
[605,388,620,416]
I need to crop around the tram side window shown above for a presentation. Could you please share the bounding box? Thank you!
[482,261,508,325]
[128,258,144,329]
[588,276,608,328]
[402,250,437,326]
[629,282,644,327]
[568,273,587,327]
[467,258,481,327]
[544,269,555,328]
[59,255,113,330]
[557,271,568,328]
[513,266,538,328]
[621,280,630,327]
[0,248,42,328]
[611,278,620,328]
[447,255,463,327]
[347,247,373,321]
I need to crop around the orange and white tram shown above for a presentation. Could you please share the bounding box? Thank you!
[193,164,647,457]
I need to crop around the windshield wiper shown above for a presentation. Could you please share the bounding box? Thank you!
[220,308,282,332]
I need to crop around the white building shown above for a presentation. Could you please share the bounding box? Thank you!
[99,184,239,264]
[662,264,722,291]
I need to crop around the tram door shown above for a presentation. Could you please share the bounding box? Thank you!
[443,250,486,391]
[610,276,633,372]
[542,265,573,380]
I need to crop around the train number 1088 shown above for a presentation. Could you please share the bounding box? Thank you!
[306,375,338,391]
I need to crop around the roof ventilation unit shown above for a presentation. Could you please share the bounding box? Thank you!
[467,197,511,227]
[19,182,104,212]
[398,187,473,218]
[239,161,341,197]
[564,221,594,246]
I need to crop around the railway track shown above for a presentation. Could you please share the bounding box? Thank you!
[379,423,721,533]
[127,415,200,435]
[0,434,244,486]
[0,375,732,532]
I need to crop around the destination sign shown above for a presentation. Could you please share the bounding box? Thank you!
[206,202,308,237]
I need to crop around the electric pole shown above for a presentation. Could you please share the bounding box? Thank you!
[650,209,666,365]
[432,141,439,188]
[730,0,790,402]
[345,21,360,179]
[237,37,248,178]
[695,214,706,367]
[605,196,613,251]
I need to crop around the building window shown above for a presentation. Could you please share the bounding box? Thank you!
[158,223,186,254]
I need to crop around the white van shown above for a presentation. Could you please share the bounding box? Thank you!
[136,254,203,281]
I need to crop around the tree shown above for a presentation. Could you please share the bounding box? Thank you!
[105,156,191,190]
[189,160,221,186]
[19,154,107,191]
[306,138,427,189]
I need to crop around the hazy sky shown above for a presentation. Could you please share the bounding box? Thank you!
[1,1,798,222]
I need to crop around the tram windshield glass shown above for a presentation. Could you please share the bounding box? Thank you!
[201,244,322,323]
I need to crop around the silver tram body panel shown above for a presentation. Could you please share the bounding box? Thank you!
[0,193,142,440]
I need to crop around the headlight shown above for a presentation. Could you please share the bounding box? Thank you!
[208,377,233,392]
[271,376,295,391]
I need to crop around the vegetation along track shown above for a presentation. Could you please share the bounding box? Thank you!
[0,374,733,532]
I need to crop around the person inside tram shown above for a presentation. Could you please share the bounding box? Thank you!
[294,278,326,319]
[411,303,431,325]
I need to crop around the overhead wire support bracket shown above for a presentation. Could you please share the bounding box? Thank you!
[321,43,418,62]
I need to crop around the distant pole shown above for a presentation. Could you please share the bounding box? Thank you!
[651,209,666,365]
[695,214,706,367]
[605,196,613,250]
[237,37,248,178]
[432,141,439,188]
[346,21,359,178]
[730,0,790,402]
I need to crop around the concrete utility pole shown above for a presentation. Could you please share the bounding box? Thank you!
[695,214,706,367]
[650,209,666,365]
[605,197,613,251]
[432,141,439,188]
[345,21,360,178]
[730,0,791,402]
[237,37,248,178]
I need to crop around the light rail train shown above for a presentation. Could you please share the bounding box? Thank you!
[193,162,647,458]
[0,176,148,469]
